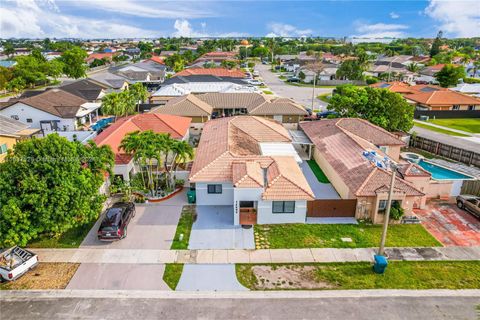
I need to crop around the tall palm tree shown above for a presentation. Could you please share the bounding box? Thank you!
[169,140,194,187]
[406,62,421,73]
[128,83,148,113]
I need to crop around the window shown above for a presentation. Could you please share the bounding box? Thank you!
[272,201,295,214]
[378,200,388,213]
[468,105,476,111]
[0,144,7,154]
[207,184,222,194]
[26,118,32,123]
[452,105,460,110]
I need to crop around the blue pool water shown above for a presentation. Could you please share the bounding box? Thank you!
[417,160,472,180]
[91,117,114,131]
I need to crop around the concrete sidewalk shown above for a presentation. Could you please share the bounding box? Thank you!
[31,246,480,264]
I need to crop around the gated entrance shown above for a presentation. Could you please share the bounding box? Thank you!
[307,199,357,217]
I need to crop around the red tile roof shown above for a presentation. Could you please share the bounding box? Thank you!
[94,114,191,164]
[370,81,416,94]
[174,68,245,78]
[300,118,422,197]
[149,56,165,65]
[404,89,480,106]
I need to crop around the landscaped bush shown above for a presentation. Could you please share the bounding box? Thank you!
[389,201,405,220]
[464,77,480,84]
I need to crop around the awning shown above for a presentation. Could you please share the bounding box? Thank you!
[289,130,313,145]
[259,143,302,163]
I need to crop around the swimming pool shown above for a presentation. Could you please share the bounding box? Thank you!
[417,160,473,180]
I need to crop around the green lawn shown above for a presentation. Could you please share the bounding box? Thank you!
[263,90,273,95]
[27,220,96,248]
[236,261,480,290]
[317,93,331,103]
[170,205,196,249]
[163,263,184,290]
[414,121,471,137]
[307,160,330,183]
[254,222,441,249]
[428,118,480,134]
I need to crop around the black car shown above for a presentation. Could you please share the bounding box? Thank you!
[97,202,135,241]
[287,77,300,82]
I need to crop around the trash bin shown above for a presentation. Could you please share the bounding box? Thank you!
[373,255,388,274]
[187,190,196,204]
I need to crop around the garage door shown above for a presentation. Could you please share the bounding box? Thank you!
[307,199,357,217]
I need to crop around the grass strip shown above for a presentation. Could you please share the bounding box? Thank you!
[171,205,196,250]
[163,263,184,290]
[307,160,330,183]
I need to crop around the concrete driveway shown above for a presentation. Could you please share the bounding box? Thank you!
[414,201,480,246]
[81,190,186,250]
[300,161,340,199]
[176,264,248,291]
[256,64,332,110]
[188,206,255,249]
[67,263,169,290]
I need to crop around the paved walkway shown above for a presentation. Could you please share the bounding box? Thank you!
[31,246,480,264]
[176,264,248,291]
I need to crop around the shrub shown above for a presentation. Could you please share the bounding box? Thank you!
[389,201,405,220]
[464,78,480,84]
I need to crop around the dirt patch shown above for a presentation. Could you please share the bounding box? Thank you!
[251,265,336,289]
[0,263,79,290]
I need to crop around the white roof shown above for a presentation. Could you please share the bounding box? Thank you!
[259,143,302,163]
[451,83,480,94]
[76,102,101,117]
[152,82,258,97]
[50,131,97,144]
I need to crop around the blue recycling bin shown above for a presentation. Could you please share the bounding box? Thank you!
[373,255,388,274]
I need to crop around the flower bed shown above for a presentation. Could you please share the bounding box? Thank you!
[133,187,183,203]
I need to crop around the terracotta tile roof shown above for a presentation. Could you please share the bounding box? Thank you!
[94,113,191,164]
[300,118,422,197]
[86,52,117,62]
[174,68,245,78]
[404,89,480,106]
[149,56,165,65]
[190,116,314,200]
[356,169,424,197]
[4,89,87,118]
[155,93,308,117]
[397,163,432,177]
[152,94,213,116]
[203,51,237,58]
[370,81,416,94]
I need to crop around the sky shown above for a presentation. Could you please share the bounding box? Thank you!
[0,0,479,39]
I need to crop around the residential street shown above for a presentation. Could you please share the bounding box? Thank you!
[2,290,479,319]
[256,64,332,110]
[411,125,480,153]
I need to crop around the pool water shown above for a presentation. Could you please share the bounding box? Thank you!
[417,160,473,180]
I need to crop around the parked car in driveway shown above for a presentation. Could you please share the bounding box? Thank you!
[0,246,38,282]
[456,195,480,218]
[316,110,338,119]
[287,77,300,82]
[245,79,264,86]
[98,202,136,241]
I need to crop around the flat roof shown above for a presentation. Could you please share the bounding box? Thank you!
[259,142,302,163]
[289,129,313,145]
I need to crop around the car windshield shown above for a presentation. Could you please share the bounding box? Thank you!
[100,226,117,232]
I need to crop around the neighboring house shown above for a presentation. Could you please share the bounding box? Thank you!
[86,52,119,64]
[0,89,102,131]
[191,51,238,66]
[189,116,314,225]
[451,83,480,97]
[404,85,480,111]
[88,71,130,91]
[318,65,338,81]
[151,92,308,132]
[369,55,416,82]
[300,118,424,224]
[370,81,418,94]
[93,113,191,181]
[0,115,41,162]
[115,60,166,83]
[174,68,245,78]
[149,56,165,65]
[60,79,108,102]
[150,82,259,104]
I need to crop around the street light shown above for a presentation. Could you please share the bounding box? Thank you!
[378,162,397,256]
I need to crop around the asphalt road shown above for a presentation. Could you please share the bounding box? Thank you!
[2,291,479,320]
[411,125,480,153]
[256,63,333,111]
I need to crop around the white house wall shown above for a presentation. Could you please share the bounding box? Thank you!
[257,200,307,224]
[0,102,76,131]
[233,187,264,225]
[196,182,234,205]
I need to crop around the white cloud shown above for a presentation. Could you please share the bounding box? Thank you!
[171,19,248,38]
[390,12,400,19]
[266,23,312,37]
[0,0,161,38]
[353,22,408,38]
[68,0,213,19]
[425,0,480,37]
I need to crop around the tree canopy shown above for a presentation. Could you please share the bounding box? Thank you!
[435,64,466,87]
[59,47,88,79]
[0,134,114,247]
[327,85,414,132]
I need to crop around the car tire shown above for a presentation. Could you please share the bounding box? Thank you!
[457,200,464,209]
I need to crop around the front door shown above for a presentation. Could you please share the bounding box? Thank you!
[239,201,257,225]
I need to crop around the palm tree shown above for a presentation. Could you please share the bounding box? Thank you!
[406,62,421,73]
[168,140,194,188]
[128,83,148,113]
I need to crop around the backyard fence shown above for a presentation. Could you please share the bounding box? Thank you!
[414,110,480,119]
[460,180,480,196]
[409,136,480,167]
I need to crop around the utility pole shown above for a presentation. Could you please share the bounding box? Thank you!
[378,165,396,256]
[311,72,316,110]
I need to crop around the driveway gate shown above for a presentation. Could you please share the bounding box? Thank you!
[307,199,357,217]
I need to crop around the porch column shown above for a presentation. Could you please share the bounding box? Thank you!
[89,112,92,125]
[308,144,312,160]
